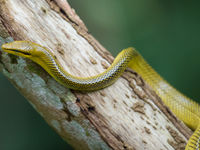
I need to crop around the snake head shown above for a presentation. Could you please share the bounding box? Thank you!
[1,41,43,59]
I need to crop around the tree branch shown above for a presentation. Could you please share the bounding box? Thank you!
[0,0,192,149]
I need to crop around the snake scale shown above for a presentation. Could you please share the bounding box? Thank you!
[1,41,200,150]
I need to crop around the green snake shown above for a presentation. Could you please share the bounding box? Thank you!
[2,41,200,150]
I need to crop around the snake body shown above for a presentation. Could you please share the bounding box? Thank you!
[2,41,200,149]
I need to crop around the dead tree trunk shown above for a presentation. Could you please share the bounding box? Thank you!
[0,0,192,150]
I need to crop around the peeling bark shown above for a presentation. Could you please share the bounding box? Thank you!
[0,0,193,150]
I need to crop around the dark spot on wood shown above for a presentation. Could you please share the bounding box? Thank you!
[142,140,147,144]
[76,97,80,103]
[123,100,128,106]
[146,121,151,125]
[101,61,109,69]
[41,7,47,13]
[90,56,97,64]
[59,8,66,17]
[58,48,64,55]
[125,93,129,98]
[88,105,95,111]
[113,99,117,103]
[123,143,135,150]
[123,145,127,149]
[113,133,122,141]
[132,101,145,115]
[100,91,106,97]
[144,127,151,134]
[55,43,65,55]
[100,98,105,104]
[85,102,95,112]
[131,94,137,99]
[62,29,71,40]
[113,103,117,109]
[153,125,157,130]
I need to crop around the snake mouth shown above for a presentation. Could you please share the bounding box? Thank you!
[3,48,31,56]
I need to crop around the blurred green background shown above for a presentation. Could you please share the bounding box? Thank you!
[1,0,200,150]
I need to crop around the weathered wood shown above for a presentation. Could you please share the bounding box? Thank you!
[0,0,193,149]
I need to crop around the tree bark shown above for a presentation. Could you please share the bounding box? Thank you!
[0,0,193,150]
